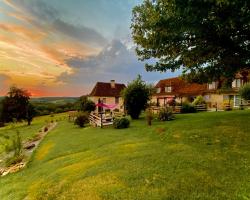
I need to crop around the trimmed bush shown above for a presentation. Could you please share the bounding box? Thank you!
[113,117,130,129]
[158,107,174,121]
[181,103,197,113]
[74,112,89,128]
[192,96,206,105]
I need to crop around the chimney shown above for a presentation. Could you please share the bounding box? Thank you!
[110,80,115,88]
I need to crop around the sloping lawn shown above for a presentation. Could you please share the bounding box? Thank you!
[0,113,67,163]
[0,110,250,199]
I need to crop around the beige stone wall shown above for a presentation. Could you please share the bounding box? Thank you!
[204,94,225,110]
[152,93,240,110]
[88,96,124,112]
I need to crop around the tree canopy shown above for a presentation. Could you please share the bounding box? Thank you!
[2,86,30,122]
[131,0,250,82]
[78,96,96,113]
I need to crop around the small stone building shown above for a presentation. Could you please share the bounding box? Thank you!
[88,80,126,113]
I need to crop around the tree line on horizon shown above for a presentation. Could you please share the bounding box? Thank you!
[0,86,90,127]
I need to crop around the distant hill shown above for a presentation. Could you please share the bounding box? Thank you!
[30,97,79,104]
[0,96,79,104]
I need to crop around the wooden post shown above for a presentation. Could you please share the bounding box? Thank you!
[100,112,103,128]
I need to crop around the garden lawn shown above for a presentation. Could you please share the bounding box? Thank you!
[0,110,250,199]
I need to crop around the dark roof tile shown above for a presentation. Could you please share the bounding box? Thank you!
[155,77,207,96]
[90,82,126,97]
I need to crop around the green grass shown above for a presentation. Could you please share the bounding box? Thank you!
[0,113,67,156]
[0,110,250,199]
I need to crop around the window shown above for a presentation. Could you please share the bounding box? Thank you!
[204,95,210,101]
[115,97,119,104]
[234,95,241,107]
[102,98,106,103]
[208,82,216,90]
[232,79,242,88]
[156,88,161,93]
[165,86,172,92]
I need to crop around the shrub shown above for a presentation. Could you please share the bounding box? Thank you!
[5,131,23,166]
[113,117,130,129]
[192,95,206,105]
[0,121,4,127]
[79,96,96,113]
[5,154,24,167]
[239,83,250,101]
[13,131,22,157]
[158,107,174,121]
[75,112,89,127]
[181,103,197,113]
[55,108,64,113]
[168,98,176,106]
[146,109,154,126]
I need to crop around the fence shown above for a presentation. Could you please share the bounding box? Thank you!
[150,104,207,114]
[195,104,207,111]
[89,113,114,127]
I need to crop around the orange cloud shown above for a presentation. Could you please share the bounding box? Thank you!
[0,23,46,40]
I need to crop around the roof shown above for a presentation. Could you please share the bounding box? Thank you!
[89,82,126,97]
[154,77,207,96]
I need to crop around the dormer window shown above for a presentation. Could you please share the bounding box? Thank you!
[165,86,172,92]
[208,82,216,90]
[232,79,242,88]
[156,88,161,93]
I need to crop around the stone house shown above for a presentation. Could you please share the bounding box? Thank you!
[88,80,126,113]
[152,73,249,110]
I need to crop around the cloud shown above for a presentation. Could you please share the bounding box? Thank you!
[3,0,59,22]
[0,0,107,93]
[0,23,46,40]
[57,39,180,95]
[0,74,11,95]
[52,19,107,47]
[3,0,107,48]
[0,0,179,96]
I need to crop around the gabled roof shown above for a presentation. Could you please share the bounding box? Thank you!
[89,82,126,97]
[154,77,207,96]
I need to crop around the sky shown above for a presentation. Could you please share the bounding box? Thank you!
[0,0,179,97]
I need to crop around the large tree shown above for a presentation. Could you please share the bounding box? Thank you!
[1,86,31,123]
[78,96,96,113]
[122,75,150,119]
[131,0,250,82]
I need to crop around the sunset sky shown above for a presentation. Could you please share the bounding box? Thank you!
[0,0,179,97]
